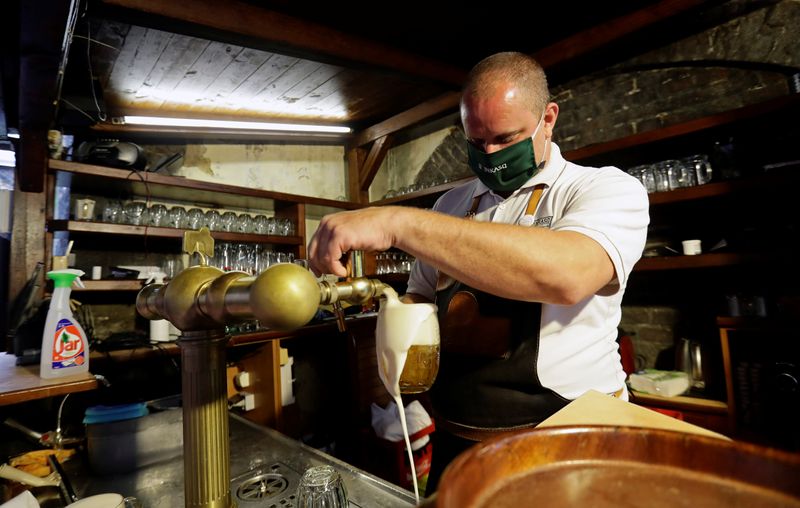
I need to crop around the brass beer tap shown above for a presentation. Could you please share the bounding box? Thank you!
[136,231,387,508]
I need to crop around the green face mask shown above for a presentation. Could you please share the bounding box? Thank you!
[467,115,546,192]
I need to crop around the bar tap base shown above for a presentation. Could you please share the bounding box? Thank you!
[180,329,235,508]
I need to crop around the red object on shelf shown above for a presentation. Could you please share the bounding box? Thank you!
[645,406,685,420]
[364,421,436,491]
[618,334,636,376]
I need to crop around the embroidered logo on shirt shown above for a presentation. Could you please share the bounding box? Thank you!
[518,215,553,228]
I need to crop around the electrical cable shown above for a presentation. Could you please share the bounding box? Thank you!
[86,17,106,122]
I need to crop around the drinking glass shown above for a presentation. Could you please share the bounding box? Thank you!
[235,213,254,234]
[295,465,348,508]
[682,154,713,185]
[204,210,221,231]
[656,160,682,191]
[627,165,656,193]
[148,204,168,227]
[675,159,697,188]
[265,217,277,236]
[220,211,237,232]
[167,206,187,229]
[186,207,205,230]
[253,214,269,235]
[103,200,123,223]
[124,201,148,225]
[653,163,670,192]
[277,217,292,236]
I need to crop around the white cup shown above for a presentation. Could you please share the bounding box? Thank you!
[682,239,702,255]
[91,266,102,280]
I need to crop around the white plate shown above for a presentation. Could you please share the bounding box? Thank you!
[65,493,124,508]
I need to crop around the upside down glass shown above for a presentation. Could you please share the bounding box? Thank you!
[295,465,348,508]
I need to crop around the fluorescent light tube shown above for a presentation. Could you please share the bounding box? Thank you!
[123,116,351,134]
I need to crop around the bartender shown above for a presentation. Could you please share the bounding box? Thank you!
[308,51,649,491]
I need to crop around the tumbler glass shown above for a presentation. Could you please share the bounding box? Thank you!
[186,207,205,230]
[253,214,269,235]
[124,201,148,225]
[220,211,237,232]
[103,200,123,224]
[167,206,187,229]
[204,209,221,231]
[148,204,168,227]
[235,213,254,234]
[682,154,713,186]
[295,465,348,508]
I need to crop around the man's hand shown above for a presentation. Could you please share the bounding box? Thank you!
[308,207,401,276]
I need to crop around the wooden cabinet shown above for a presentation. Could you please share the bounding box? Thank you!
[718,317,800,450]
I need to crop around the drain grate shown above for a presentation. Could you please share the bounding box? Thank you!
[232,462,300,507]
[237,473,289,500]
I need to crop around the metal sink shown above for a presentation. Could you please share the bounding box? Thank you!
[64,413,417,508]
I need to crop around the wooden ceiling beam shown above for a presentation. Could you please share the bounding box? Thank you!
[533,0,708,68]
[349,91,460,151]
[99,0,467,87]
[358,135,392,192]
[351,0,707,149]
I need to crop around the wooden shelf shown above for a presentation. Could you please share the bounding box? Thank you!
[633,252,763,271]
[49,159,361,211]
[371,273,411,283]
[76,279,145,292]
[647,169,800,206]
[631,390,728,414]
[47,219,303,245]
[563,93,800,162]
[370,176,475,206]
[716,316,794,330]
[0,353,98,406]
[373,95,800,209]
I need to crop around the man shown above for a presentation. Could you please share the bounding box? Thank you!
[308,52,649,489]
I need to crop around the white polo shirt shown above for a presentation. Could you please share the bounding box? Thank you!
[406,142,649,400]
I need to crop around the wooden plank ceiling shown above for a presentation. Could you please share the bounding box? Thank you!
[90,20,450,127]
[76,0,722,138]
[12,0,723,193]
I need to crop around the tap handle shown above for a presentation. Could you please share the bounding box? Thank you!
[332,302,346,332]
[346,250,365,278]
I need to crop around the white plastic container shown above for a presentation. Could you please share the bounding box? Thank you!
[40,269,89,379]
[144,271,171,342]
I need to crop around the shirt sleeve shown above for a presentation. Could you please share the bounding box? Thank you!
[405,257,437,300]
[552,166,650,295]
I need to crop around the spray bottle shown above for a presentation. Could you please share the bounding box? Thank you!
[145,271,170,342]
[40,269,89,379]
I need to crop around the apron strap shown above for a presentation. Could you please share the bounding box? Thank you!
[525,184,546,216]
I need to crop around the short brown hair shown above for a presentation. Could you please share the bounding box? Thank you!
[462,52,550,116]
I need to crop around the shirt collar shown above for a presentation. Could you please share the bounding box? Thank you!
[471,141,566,200]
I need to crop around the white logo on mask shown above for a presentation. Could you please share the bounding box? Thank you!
[479,163,506,174]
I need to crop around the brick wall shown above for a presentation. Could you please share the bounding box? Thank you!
[618,306,682,370]
[552,0,799,151]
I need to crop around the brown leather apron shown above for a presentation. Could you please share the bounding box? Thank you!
[430,185,570,436]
